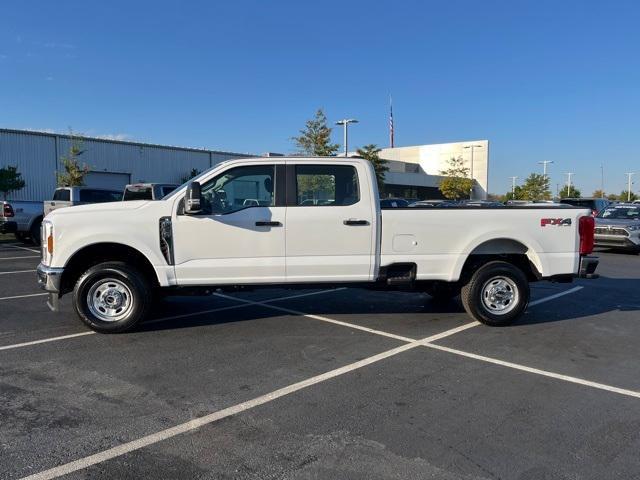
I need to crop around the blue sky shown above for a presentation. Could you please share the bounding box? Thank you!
[1,0,639,195]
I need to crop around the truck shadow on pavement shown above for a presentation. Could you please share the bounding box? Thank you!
[137,276,639,332]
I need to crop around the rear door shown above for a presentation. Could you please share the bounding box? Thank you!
[285,161,376,282]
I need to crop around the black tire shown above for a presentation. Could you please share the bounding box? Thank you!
[30,219,42,246]
[460,261,529,326]
[424,282,461,302]
[73,262,151,333]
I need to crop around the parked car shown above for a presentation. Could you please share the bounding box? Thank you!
[123,183,179,201]
[409,199,457,207]
[0,201,18,234]
[560,198,609,216]
[380,198,409,208]
[37,157,598,333]
[44,187,122,217]
[0,200,43,242]
[594,204,640,253]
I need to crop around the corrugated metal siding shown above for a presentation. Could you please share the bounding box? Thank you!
[0,130,251,201]
[0,131,57,201]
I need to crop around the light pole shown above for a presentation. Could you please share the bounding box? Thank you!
[538,160,554,179]
[508,176,518,196]
[564,172,574,197]
[335,119,358,157]
[625,172,635,202]
[600,164,604,197]
[463,144,483,199]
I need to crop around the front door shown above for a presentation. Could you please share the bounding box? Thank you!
[285,162,375,282]
[173,163,286,285]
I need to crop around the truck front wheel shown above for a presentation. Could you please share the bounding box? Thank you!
[73,262,151,333]
[460,261,529,326]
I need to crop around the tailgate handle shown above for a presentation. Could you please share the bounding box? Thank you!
[255,221,282,227]
[343,219,369,226]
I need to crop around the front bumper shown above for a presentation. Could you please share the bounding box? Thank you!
[36,263,64,312]
[0,220,17,234]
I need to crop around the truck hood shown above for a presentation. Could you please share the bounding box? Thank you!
[46,200,150,219]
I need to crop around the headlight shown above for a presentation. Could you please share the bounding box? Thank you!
[41,220,54,266]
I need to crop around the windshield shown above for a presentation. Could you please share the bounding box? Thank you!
[598,206,640,220]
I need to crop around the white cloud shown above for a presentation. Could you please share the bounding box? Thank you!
[46,76,54,81]
[96,133,133,141]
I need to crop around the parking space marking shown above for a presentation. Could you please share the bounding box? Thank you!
[0,289,343,352]
[0,255,39,260]
[528,285,583,306]
[23,323,481,480]
[0,269,36,275]
[0,292,48,301]
[0,244,40,253]
[424,343,640,399]
[0,332,95,352]
[214,293,416,342]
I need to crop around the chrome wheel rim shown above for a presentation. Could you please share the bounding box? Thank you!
[481,276,519,315]
[87,278,134,322]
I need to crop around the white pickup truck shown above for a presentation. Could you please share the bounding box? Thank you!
[37,157,598,333]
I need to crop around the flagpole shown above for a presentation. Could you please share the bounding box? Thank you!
[389,95,394,148]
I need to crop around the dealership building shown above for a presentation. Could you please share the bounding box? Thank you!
[0,128,489,201]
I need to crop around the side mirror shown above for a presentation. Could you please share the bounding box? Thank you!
[184,181,202,214]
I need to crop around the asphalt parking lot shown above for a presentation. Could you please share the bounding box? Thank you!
[1,241,639,480]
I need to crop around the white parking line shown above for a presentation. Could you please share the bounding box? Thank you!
[0,269,36,275]
[0,289,343,352]
[214,292,416,342]
[0,292,48,301]
[0,255,39,260]
[424,343,640,399]
[0,332,95,352]
[0,244,40,253]
[20,324,470,480]
[529,286,583,306]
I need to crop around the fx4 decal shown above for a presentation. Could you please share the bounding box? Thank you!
[541,218,572,227]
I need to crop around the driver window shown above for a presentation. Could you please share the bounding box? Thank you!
[200,165,275,214]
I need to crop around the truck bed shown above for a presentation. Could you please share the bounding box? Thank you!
[380,206,589,281]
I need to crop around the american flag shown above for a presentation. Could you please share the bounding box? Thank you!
[389,96,394,148]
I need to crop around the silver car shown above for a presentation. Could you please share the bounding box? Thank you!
[594,204,640,252]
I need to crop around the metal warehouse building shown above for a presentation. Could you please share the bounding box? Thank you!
[0,129,252,201]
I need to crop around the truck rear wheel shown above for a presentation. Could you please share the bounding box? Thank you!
[73,262,151,333]
[460,261,529,326]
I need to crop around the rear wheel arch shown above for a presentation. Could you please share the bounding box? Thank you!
[458,238,542,282]
[60,243,159,296]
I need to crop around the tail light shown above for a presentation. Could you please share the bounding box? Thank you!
[591,209,597,217]
[579,215,595,255]
[2,203,14,217]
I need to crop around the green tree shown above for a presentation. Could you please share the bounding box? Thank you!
[592,189,605,199]
[559,185,581,199]
[438,156,474,200]
[620,190,638,202]
[292,109,339,156]
[520,173,551,201]
[57,134,89,187]
[180,168,201,184]
[356,144,388,190]
[0,165,26,200]
[504,185,524,201]
[606,193,618,201]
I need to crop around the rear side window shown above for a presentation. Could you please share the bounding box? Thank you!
[295,165,359,206]
[53,189,70,201]
[79,189,122,203]
[123,186,152,201]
